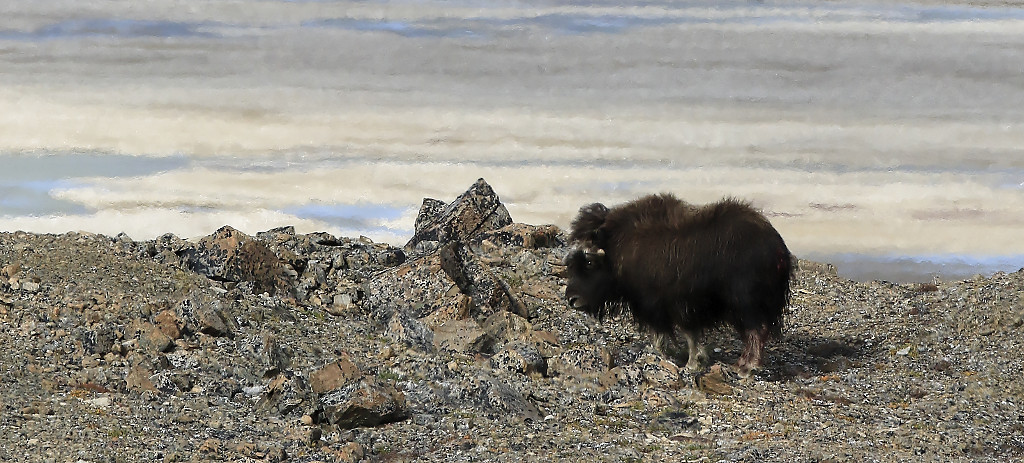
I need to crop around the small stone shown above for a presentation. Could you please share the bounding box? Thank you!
[126,364,158,393]
[695,364,735,396]
[334,442,365,463]
[490,342,547,377]
[481,311,532,343]
[1,263,21,278]
[599,365,644,389]
[139,323,174,354]
[83,395,111,407]
[154,310,182,339]
[547,346,610,377]
[198,438,222,456]
[327,293,356,316]
[307,427,323,446]
[932,359,953,372]
[257,373,310,416]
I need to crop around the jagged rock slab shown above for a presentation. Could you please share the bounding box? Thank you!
[405,178,512,253]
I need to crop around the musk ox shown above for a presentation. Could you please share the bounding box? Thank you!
[564,194,793,377]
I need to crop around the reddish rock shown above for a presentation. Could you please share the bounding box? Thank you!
[181,225,293,296]
[154,309,181,340]
[309,355,362,394]
[138,322,174,354]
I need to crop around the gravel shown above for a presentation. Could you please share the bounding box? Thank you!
[0,226,1021,462]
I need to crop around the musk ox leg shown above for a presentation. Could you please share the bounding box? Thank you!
[650,331,682,361]
[736,326,770,378]
[682,330,708,372]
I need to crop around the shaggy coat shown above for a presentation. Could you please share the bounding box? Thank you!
[564,194,793,376]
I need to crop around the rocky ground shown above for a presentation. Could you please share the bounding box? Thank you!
[1,179,1022,462]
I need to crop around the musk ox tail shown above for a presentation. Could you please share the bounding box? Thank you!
[569,203,610,245]
[764,248,796,338]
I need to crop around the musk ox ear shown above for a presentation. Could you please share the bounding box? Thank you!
[569,203,610,245]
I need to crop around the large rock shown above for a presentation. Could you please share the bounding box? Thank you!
[431,318,494,354]
[405,179,512,253]
[257,372,310,416]
[180,226,294,296]
[474,223,565,250]
[481,311,532,343]
[547,345,611,378]
[318,377,409,429]
[490,341,547,377]
[438,241,527,318]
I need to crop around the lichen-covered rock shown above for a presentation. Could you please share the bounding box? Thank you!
[413,198,448,234]
[490,341,547,377]
[137,322,174,354]
[257,372,310,416]
[318,377,409,429]
[548,345,611,378]
[439,373,541,423]
[365,241,525,323]
[154,309,182,339]
[695,364,736,396]
[180,225,294,296]
[405,178,512,253]
[481,311,532,344]
[176,289,234,337]
[363,252,459,323]
[475,223,565,250]
[437,241,527,318]
[431,318,494,354]
[386,311,435,353]
[79,323,116,356]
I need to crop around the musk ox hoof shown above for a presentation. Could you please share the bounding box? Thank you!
[684,350,708,373]
[734,362,762,379]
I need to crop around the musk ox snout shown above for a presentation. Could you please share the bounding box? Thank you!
[563,248,616,318]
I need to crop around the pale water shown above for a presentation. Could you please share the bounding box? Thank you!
[3,0,1024,282]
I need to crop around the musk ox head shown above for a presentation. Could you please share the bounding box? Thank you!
[563,247,619,319]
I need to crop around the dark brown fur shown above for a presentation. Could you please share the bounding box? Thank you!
[564,194,793,376]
